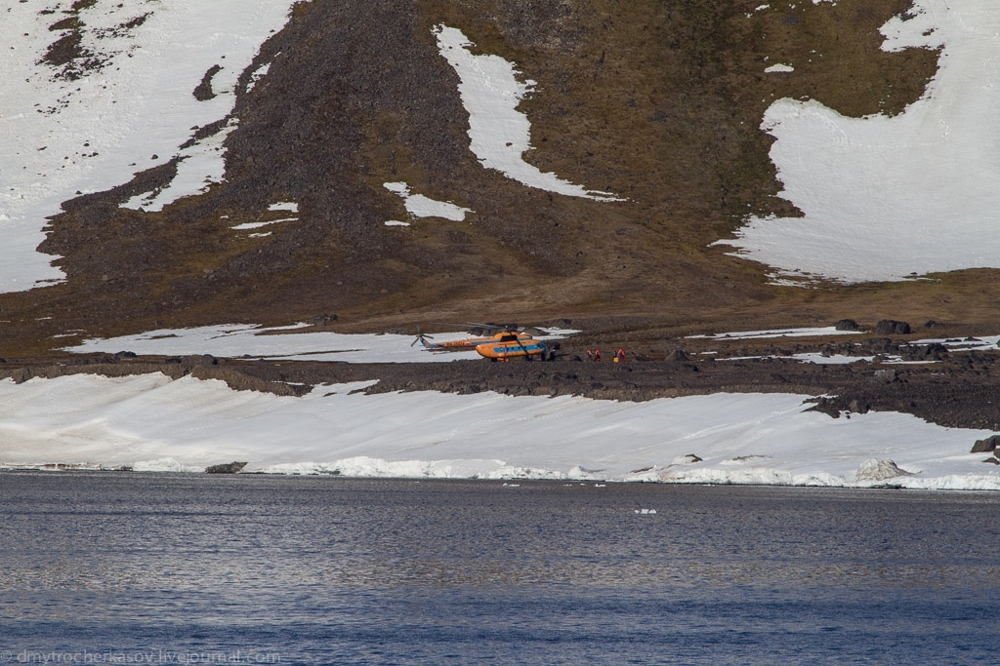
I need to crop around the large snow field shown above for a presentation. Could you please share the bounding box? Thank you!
[0,0,299,292]
[0,372,995,490]
[721,0,1000,283]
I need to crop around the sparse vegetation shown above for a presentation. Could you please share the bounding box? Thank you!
[2,0,994,359]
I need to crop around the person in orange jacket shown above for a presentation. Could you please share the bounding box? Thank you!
[615,348,626,363]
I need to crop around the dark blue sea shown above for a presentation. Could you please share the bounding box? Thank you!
[1,473,998,665]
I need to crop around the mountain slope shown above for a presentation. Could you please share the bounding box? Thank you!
[2,0,994,355]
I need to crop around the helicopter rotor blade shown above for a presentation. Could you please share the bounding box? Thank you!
[464,322,518,332]
[410,325,434,347]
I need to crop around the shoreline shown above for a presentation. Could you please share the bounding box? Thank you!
[2,464,999,493]
[3,327,1000,493]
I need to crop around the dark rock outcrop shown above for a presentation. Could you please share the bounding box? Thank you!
[848,399,870,414]
[834,319,861,331]
[193,64,222,101]
[205,461,248,474]
[971,435,1000,454]
[184,354,218,366]
[872,368,898,384]
[875,319,912,335]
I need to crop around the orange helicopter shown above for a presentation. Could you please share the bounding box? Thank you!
[412,323,553,361]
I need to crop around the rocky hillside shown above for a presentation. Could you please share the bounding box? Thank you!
[4,0,992,356]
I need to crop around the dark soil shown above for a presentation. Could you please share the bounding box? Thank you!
[5,0,980,360]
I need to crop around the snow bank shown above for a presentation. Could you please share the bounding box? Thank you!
[720,1,1000,283]
[1,373,997,490]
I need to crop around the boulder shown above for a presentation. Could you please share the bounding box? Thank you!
[919,343,948,359]
[847,399,870,414]
[834,319,861,331]
[872,368,898,384]
[971,435,1000,454]
[205,461,248,474]
[184,354,218,366]
[869,337,894,353]
[874,319,912,335]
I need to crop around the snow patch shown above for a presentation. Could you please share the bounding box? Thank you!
[133,458,202,473]
[62,323,578,364]
[915,335,1000,352]
[433,25,622,202]
[245,62,271,94]
[687,326,863,340]
[231,218,297,231]
[121,119,238,212]
[785,353,874,364]
[721,1,1000,284]
[383,182,471,221]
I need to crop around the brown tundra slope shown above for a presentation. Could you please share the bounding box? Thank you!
[3,0,997,358]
